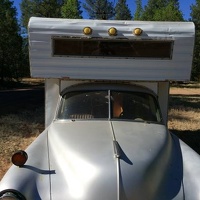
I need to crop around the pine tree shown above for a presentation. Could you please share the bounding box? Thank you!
[141,0,167,20]
[141,0,183,21]
[153,0,183,21]
[61,0,83,18]
[20,0,34,29]
[83,0,115,19]
[133,0,143,20]
[0,0,23,82]
[114,0,132,20]
[190,0,200,80]
[20,0,64,28]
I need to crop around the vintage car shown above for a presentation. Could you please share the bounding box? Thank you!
[1,82,200,200]
[0,18,200,199]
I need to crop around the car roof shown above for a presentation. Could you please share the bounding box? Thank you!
[60,82,157,97]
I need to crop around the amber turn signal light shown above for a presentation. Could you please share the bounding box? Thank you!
[83,27,92,35]
[12,150,28,167]
[108,27,117,36]
[133,28,143,36]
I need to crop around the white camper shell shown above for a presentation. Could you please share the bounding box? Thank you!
[28,17,195,127]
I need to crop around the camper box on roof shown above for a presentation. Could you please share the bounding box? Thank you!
[28,17,195,81]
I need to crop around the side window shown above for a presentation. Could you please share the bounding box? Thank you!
[57,91,108,119]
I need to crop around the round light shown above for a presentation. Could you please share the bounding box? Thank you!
[11,150,28,167]
[83,27,92,35]
[133,28,143,36]
[108,27,117,36]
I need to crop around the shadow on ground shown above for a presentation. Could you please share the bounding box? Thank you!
[0,87,44,117]
[171,130,200,154]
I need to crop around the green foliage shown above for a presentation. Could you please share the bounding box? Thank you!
[20,37,30,77]
[190,0,200,81]
[153,1,183,21]
[20,0,64,28]
[141,0,183,21]
[133,0,143,20]
[83,0,115,19]
[0,0,25,82]
[61,0,82,18]
[141,0,166,20]
[20,0,35,28]
[114,0,132,20]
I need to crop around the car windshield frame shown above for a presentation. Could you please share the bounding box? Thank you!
[56,88,162,123]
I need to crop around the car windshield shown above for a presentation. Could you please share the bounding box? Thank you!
[57,90,162,123]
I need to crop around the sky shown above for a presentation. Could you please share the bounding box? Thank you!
[13,0,196,21]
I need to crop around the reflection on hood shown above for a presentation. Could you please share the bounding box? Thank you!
[48,120,183,200]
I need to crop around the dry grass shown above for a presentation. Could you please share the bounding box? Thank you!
[168,84,200,154]
[168,84,200,131]
[0,109,44,179]
[168,107,200,131]
[0,79,45,180]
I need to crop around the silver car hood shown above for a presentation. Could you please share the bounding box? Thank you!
[48,120,183,200]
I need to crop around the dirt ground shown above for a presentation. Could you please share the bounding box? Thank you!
[170,87,200,95]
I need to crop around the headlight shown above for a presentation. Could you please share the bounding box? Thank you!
[0,190,26,200]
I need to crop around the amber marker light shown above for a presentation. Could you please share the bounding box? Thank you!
[12,150,28,167]
[133,28,143,36]
[83,27,92,35]
[108,27,117,36]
